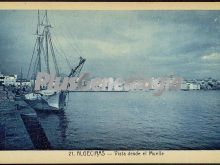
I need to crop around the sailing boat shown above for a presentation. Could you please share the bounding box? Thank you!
[24,10,86,111]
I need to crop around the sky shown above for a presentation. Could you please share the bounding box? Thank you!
[0,10,220,79]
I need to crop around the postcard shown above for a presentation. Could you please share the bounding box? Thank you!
[0,2,220,164]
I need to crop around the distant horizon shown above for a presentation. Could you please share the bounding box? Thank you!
[0,70,219,81]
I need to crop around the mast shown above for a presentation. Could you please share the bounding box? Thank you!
[29,10,67,82]
[20,67,22,93]
[45,10,50,74]
[43,10,60,76]
[37,10,41,73]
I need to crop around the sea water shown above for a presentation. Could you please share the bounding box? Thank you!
[37,90,220,150]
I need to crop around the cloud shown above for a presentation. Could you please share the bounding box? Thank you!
[0,10,220,79]
[202,53,220,61]
[79,39,131,57]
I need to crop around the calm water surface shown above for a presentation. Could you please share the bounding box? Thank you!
[37,91,220,150]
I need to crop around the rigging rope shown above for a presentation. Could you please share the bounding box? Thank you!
[50,13,82,60]
[27,38,37,79]
[50,34,72,71]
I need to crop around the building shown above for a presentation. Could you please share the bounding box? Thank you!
[189,83,200,90]
[3,74,17,86]
[0,72,5,86]
[181,82,200,90]
[15,79,32,88]
[0,72,31,88]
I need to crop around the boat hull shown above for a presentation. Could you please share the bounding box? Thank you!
[24,91,67,111]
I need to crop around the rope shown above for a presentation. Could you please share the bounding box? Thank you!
[27,39,37,79]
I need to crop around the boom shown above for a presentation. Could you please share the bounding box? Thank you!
[68,57,86,77]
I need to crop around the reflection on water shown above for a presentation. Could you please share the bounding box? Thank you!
[36,91,220,150]
[36,111,68,149]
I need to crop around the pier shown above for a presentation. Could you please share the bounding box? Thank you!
[0,87,51,150]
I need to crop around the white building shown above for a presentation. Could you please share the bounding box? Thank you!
[0,73,31,88]
[0,72,5,86]
[181,82,200,90]
[189,83,200,90]
[3,75,17,86]
[15,81,31,87]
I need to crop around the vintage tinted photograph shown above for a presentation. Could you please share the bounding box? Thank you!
[0,10,220,150]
